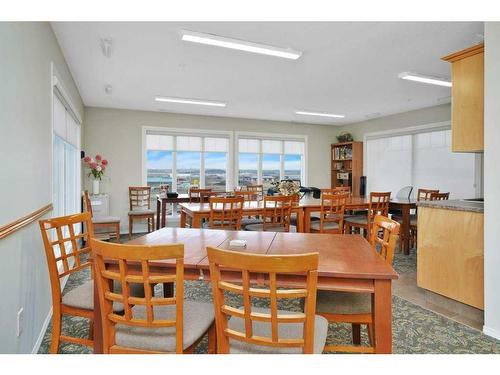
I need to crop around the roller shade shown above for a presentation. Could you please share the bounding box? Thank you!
[238,138,259,153]
[204,137,228,152]
[146,134,174,150]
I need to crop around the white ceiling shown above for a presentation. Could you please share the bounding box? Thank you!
[51,22,483,126]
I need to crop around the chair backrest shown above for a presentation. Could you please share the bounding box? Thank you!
[370,215,401,265]
[39,212,95,304]
[333,186,351,194]
[91,239,185,354]
[416,188,439,201]
[366,192,391,239]
[395,186,413,200]
[200,190,221,203]
[189,187,212,203]
[129,186,151,211]
[319,192,348,233]
[207,247,319,354]
[430,192,450,201]
[247,184,264,200]
[234,190,259,203]
[208,196,244,230]
[263,195,293,232]
[83,190,94,217]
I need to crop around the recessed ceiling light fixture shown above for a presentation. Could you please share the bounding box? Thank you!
[398,72,452,87]
[180,30,302,60]
[155,96,226,107]
[295,110,345,119]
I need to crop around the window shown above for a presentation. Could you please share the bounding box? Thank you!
[237,136,306,188]
[52,93,81,220]
[145,132,229,194]
[366,128,477,199]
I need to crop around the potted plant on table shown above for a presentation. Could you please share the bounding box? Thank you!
[83,154,108,195]
[272,180,301,204]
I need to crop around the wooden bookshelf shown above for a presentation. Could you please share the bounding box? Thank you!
[331,141,363,196]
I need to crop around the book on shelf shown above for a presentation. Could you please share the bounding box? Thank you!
[333,146,353,160]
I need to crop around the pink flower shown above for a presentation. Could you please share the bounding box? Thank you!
[101,159,108,166]
[89,162,98,170]
[95,154,102,161]
[83,156,91,163]
[101,166,106,172]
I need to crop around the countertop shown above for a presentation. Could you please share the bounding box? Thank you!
[417,199,484,213]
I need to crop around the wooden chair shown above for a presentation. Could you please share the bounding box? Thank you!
[204,196,244,230]
[408,189,439,247]
[310,192,348,234]
[417,188,439,201]
[247,184,264,201]
[316,215,400,353]
[344,192,391,240]
[430,192,450,201]
[128,186,155,239]
[188,187,212,203]
[39,212,96,353]
[200,190,222,203]
[207,247,327,353]
[83,190,121,243]
[91,239,216,354]
[245,195,293,232]
[234,190,264,228]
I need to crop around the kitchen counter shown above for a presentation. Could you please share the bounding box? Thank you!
[417,199,483,213]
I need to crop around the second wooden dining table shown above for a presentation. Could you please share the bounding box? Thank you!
[92,227,398,354]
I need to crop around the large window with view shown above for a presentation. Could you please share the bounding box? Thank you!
[146,132,229,194]
[237,137,305,189]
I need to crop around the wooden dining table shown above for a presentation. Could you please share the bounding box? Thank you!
[179,195,416,255]
[92,227,398,354]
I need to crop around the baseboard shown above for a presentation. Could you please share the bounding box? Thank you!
[32,307,52,354]
[483,325,500,340]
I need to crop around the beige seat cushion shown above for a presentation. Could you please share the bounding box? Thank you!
[202,220,237,229]
[344,215,368,226]
[227,307,328,354]
[310,221,339,231]
[128,209,155,216]
[245,223,287,232]
[62,280,145,312]
[240,218,264,227]
[115,301,214,352]
[93,216,120,224]
[316,290,371,315]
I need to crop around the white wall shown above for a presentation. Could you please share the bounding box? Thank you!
[0,22,83,353]
[483,22,500,340]
[82,107,338,231]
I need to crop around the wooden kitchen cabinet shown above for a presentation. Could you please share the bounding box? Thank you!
[442,43,484,152]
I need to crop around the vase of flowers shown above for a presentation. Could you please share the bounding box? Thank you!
[272,180,301,204]
[83,154,108,195]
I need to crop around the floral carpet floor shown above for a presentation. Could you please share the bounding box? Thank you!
[38,238,500,354]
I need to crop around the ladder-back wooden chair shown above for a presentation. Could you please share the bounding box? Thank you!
[204,196,244,230]
[91,239,216,354]
[128,186,155,239]
[316,215,400,353]
[200,190,223,204]
[207,247,327,354]
[83,190,121,243]
[430,192,450,201]
[245,195,293,232]
[188,187,212,203]
[344,191,391,239]
[417,188,439,201]
[310,192,348,234]
[39,212,96,353]
[234,190,264,228]
[409,188,439,247]
[246,184,264,201]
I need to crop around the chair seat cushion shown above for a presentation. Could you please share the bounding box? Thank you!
[310,221,339,231]
[316,290,371,315]
[227,307,328,354]
[245,223,286,232]
[115,301,214,352]
[62,280,145,312]
[128,209,155,216]
[202,220,237,229]
[240,218,264,227]
[93,216,121,224]
[344,215,368,226]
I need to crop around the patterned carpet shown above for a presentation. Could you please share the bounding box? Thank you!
[38,237,500,354]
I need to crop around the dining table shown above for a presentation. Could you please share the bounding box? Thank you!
[92,227,398,354]
[155,193,191,230]
[179,195,417,255]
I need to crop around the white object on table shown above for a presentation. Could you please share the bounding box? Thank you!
[229,240,247,247]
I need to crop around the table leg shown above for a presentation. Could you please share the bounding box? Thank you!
[304,208,312,233]
[161,199,167,229]
[296,208,304,233]
[373,279,392,354]
[93,271,103,354]
[401,205,411,255]
[180,209,187,228]
[156,199,161,230]
[192,214,201,229]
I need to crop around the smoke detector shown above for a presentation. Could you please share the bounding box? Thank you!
[104,85,113,95]
[100,38,113,58]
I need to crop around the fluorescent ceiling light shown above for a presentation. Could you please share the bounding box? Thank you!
[155,96,226,107]
[398,72,452,87]
[180,30,302,60]
[295,111,345,119]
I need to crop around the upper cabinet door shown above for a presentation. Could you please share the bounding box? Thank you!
[442,43,484,153]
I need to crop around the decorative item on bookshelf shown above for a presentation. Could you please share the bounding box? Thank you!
[336,132,354,143]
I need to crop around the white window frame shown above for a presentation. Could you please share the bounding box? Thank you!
[363,121,483,198]
[235,131,308,187]
[142,126,234,191]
